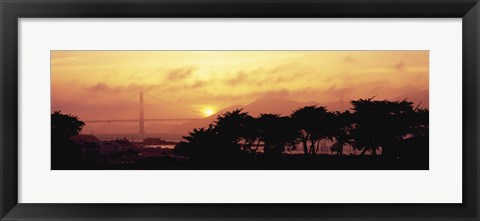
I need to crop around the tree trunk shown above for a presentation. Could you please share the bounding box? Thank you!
[302,139,308,155]
[360,147,368,155]
[337,137,343,155]
[310,138,316,155]
[264,140,271,155]
[252,139,261,153]
[316,139,321,154]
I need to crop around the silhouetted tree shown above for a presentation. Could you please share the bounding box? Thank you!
[174,109,253,159]
[291,106,333,155]
[410,108,429,137]
[172,97,429,169]
[330,110,353,155]
[174,125,217,158]
[51,111,85,169]
[349,98,417,157]
[291,106,316,155]
[257,114,296,156]
[240,115,261,153]
[214,109,251,153]
[52,111,85,140]
[393,107,429,160]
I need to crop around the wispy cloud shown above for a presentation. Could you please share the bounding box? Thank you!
[166,66,197,81]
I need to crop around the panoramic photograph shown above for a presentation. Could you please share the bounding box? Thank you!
[51,51,429,170]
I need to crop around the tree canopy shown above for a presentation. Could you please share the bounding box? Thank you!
[174,98,429,160]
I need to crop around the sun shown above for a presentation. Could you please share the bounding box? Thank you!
[203,108,215,117]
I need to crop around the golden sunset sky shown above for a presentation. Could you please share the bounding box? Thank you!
[51,51,429,122]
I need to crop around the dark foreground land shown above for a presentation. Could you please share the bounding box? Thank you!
[53,136,428,170]
[54,150,428,170]
[54,155,428,170]
[98,155,427,170]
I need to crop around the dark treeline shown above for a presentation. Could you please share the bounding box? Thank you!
[52,110,139,169]
[51,97,429,170]
[172,97,429,169]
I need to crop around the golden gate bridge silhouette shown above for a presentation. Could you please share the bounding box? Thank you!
[83,91,203,138]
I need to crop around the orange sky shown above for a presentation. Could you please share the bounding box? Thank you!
[51,51,429,124]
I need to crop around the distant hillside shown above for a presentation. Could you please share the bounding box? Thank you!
[170,97,321,134]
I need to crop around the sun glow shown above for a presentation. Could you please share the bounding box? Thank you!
[203,108,215,117]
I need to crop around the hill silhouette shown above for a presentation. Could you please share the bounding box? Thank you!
[169,95,426,134]
[170,97,318,134]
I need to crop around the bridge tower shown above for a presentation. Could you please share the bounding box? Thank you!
[340,95,344,111]
[139,91,145,139]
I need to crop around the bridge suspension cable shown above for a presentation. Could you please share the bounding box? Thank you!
[145,93,203,115]
[82,91,204,124]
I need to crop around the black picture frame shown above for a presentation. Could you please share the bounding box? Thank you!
[1,0,479,220]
